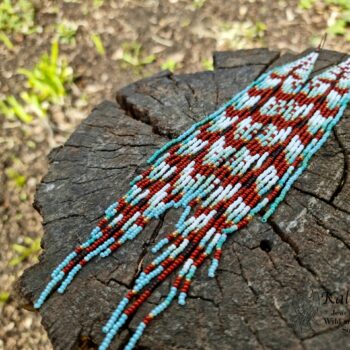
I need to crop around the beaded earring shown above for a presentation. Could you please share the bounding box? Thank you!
[33,51,350,350]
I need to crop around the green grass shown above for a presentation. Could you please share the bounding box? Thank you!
[10,236,41,266]
[161,58,178,72]
[120,41,156,69]
[93,0,104,8]
[328,18,348,35]
[202,58,214,71]
[91,33,106,56]
[326,0,350,8]
[0,95,33,123]
[0,0,39,36]
[57,21,78,45]
[298,0,317,9]
[326,0,350,39]
[299,0,350,41]
[0,41,73,123]
[19,41,73,103]
[0,292,10,304]
[216,21,267,49]
[0,32,14,49]
[192,0,206,9]
[5,168,26,187]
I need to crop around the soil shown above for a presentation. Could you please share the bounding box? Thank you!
[1,0,349,349]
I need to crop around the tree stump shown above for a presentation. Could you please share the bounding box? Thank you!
[16,49,350,350]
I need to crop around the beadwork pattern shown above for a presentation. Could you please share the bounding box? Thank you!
[35,52,350,350]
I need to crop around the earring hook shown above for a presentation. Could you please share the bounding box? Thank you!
[317,33,328,51]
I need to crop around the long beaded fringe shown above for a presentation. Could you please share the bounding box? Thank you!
[35,52,350,350]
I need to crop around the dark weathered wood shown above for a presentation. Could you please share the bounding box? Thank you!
[16,49,350,350]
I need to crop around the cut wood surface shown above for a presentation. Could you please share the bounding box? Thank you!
[17,48,350,350]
